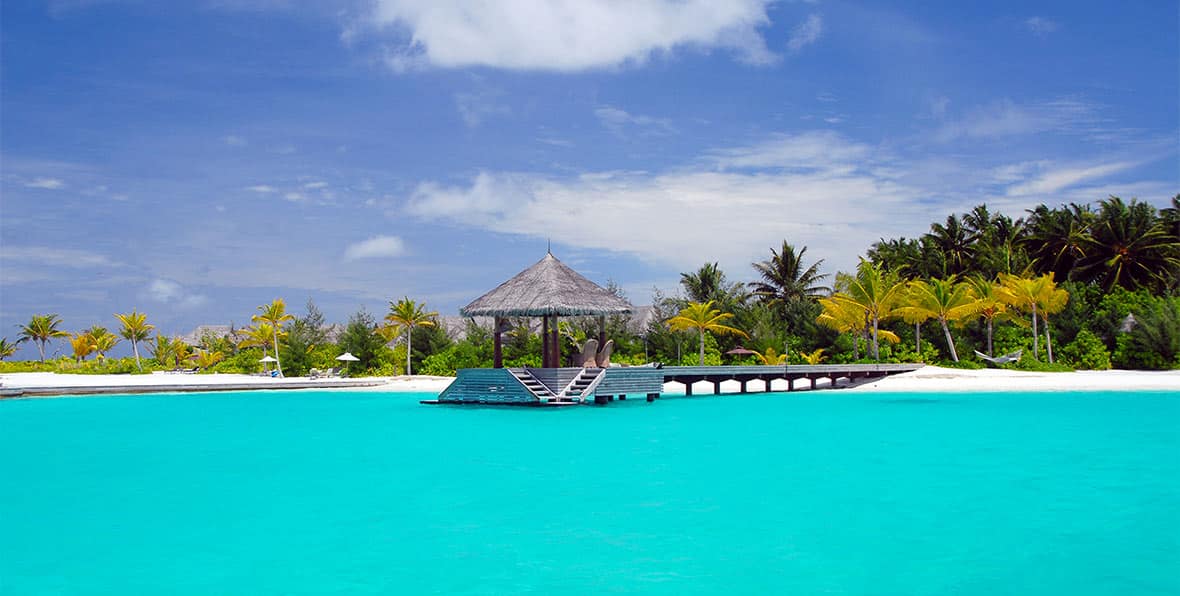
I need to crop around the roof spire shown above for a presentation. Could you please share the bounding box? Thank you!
[547,238,552,254]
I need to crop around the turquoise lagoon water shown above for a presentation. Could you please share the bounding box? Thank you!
[2,389,1178,595]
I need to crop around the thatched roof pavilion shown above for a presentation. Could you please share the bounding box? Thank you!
[461,252,632,367]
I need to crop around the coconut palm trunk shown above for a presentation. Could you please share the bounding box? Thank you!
[940,317,959,362]
[871,317,880,360]
[986,319,993,357]
[1031,305,1039,359]
[1045,321,1054,364]
[915,322,921,352]
[405,326,413,375]
[271,326,283,377]
[697,328,705,366]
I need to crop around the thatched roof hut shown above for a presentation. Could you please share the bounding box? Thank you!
[461,253,632,317]
[461,252,632,368]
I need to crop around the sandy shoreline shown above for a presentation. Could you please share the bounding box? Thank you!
[2,366,1177,398]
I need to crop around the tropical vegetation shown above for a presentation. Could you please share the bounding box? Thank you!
[3,194,1177,375]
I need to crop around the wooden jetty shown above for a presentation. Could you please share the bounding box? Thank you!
[426,252,922,407]
[425,363,922,406]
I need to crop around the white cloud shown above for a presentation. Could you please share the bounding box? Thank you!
[366,0,776,72]
[223,135,248,146]
[405,133,929,276]
[0,246,118,268]
[1023,17,1059,35]
[455,89,511,127]
[146,279,208,309]
[344,235,406,260]
[25,178,65,189]
[1006,160,1140,197]
[787,14,823,53]
[247,185,278,193]
[710,131,872,170]
[594,105,674,136]
[933,98,1099,142]
[283,192,306,202]
[304,181,329,189]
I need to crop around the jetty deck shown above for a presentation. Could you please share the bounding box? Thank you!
[427,363,923,406]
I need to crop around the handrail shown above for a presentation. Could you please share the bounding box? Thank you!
[558,368,605,400]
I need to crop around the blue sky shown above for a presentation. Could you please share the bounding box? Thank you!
[1,0,1177,357]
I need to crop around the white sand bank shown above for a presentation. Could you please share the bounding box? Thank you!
[846,365,1180,393]
[0,372,455,397]
[3,368,1176,398]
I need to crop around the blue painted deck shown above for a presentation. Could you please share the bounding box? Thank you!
[429,364,923,405]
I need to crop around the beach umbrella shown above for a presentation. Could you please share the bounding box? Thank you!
[725,346,756,356]
[336,352,360,362]
[259,355,278,363]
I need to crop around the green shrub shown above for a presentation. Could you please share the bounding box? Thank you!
[209,348,264,374]
[892,341,942,365]
[420,342,487,376]
[1011,352,1073,372]
[1059,330,1112,370]
[1113,298,1180,370]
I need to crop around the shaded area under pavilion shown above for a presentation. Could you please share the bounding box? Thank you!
[459,252,632,368]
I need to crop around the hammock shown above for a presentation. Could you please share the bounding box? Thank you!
[974,349,1022,366]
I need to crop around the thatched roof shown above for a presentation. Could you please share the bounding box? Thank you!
[460,253,633,317]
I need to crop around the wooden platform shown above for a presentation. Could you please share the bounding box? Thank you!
[661,363,923,395]
[429,364,923,405]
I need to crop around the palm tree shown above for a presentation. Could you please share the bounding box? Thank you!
[1076,196,1180,292]
[1024,203,1093,280]
[752,346,787,365]
[68,332,97,362]
[115,310,155,371]
[867,237,924,278]
[86,326,119,361]
[0,337,22,360]
[748,240,829,313]
[800,348,825,365]
[1038,280,1069,364]
[384,297,438,376]
[895,277,980,362]
[1162,194,1180,238]
[830,260,907,360]
[680,262,746,309]
[666,300,749,365]
[924,214,979,276]
[253,299,295,377]
[966,276,1014,357]
[817,296,867,360]
[150,335,192,369]
[17,314,70,362]
[1001,272,1067,361]
[990,214,1027,275]
[239,323,281,358]
[193,349,225,370]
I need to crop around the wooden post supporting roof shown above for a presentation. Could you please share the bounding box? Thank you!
[493,316,503,368]
[550,315,560,367]
[541,316,551,368]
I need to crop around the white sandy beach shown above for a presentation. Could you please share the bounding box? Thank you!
[2,366,1177,397]
[845,365,1180,393]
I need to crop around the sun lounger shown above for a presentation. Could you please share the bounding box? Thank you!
[596,339,614,368]
[974,349,1022,367]
[578,339,599,367]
